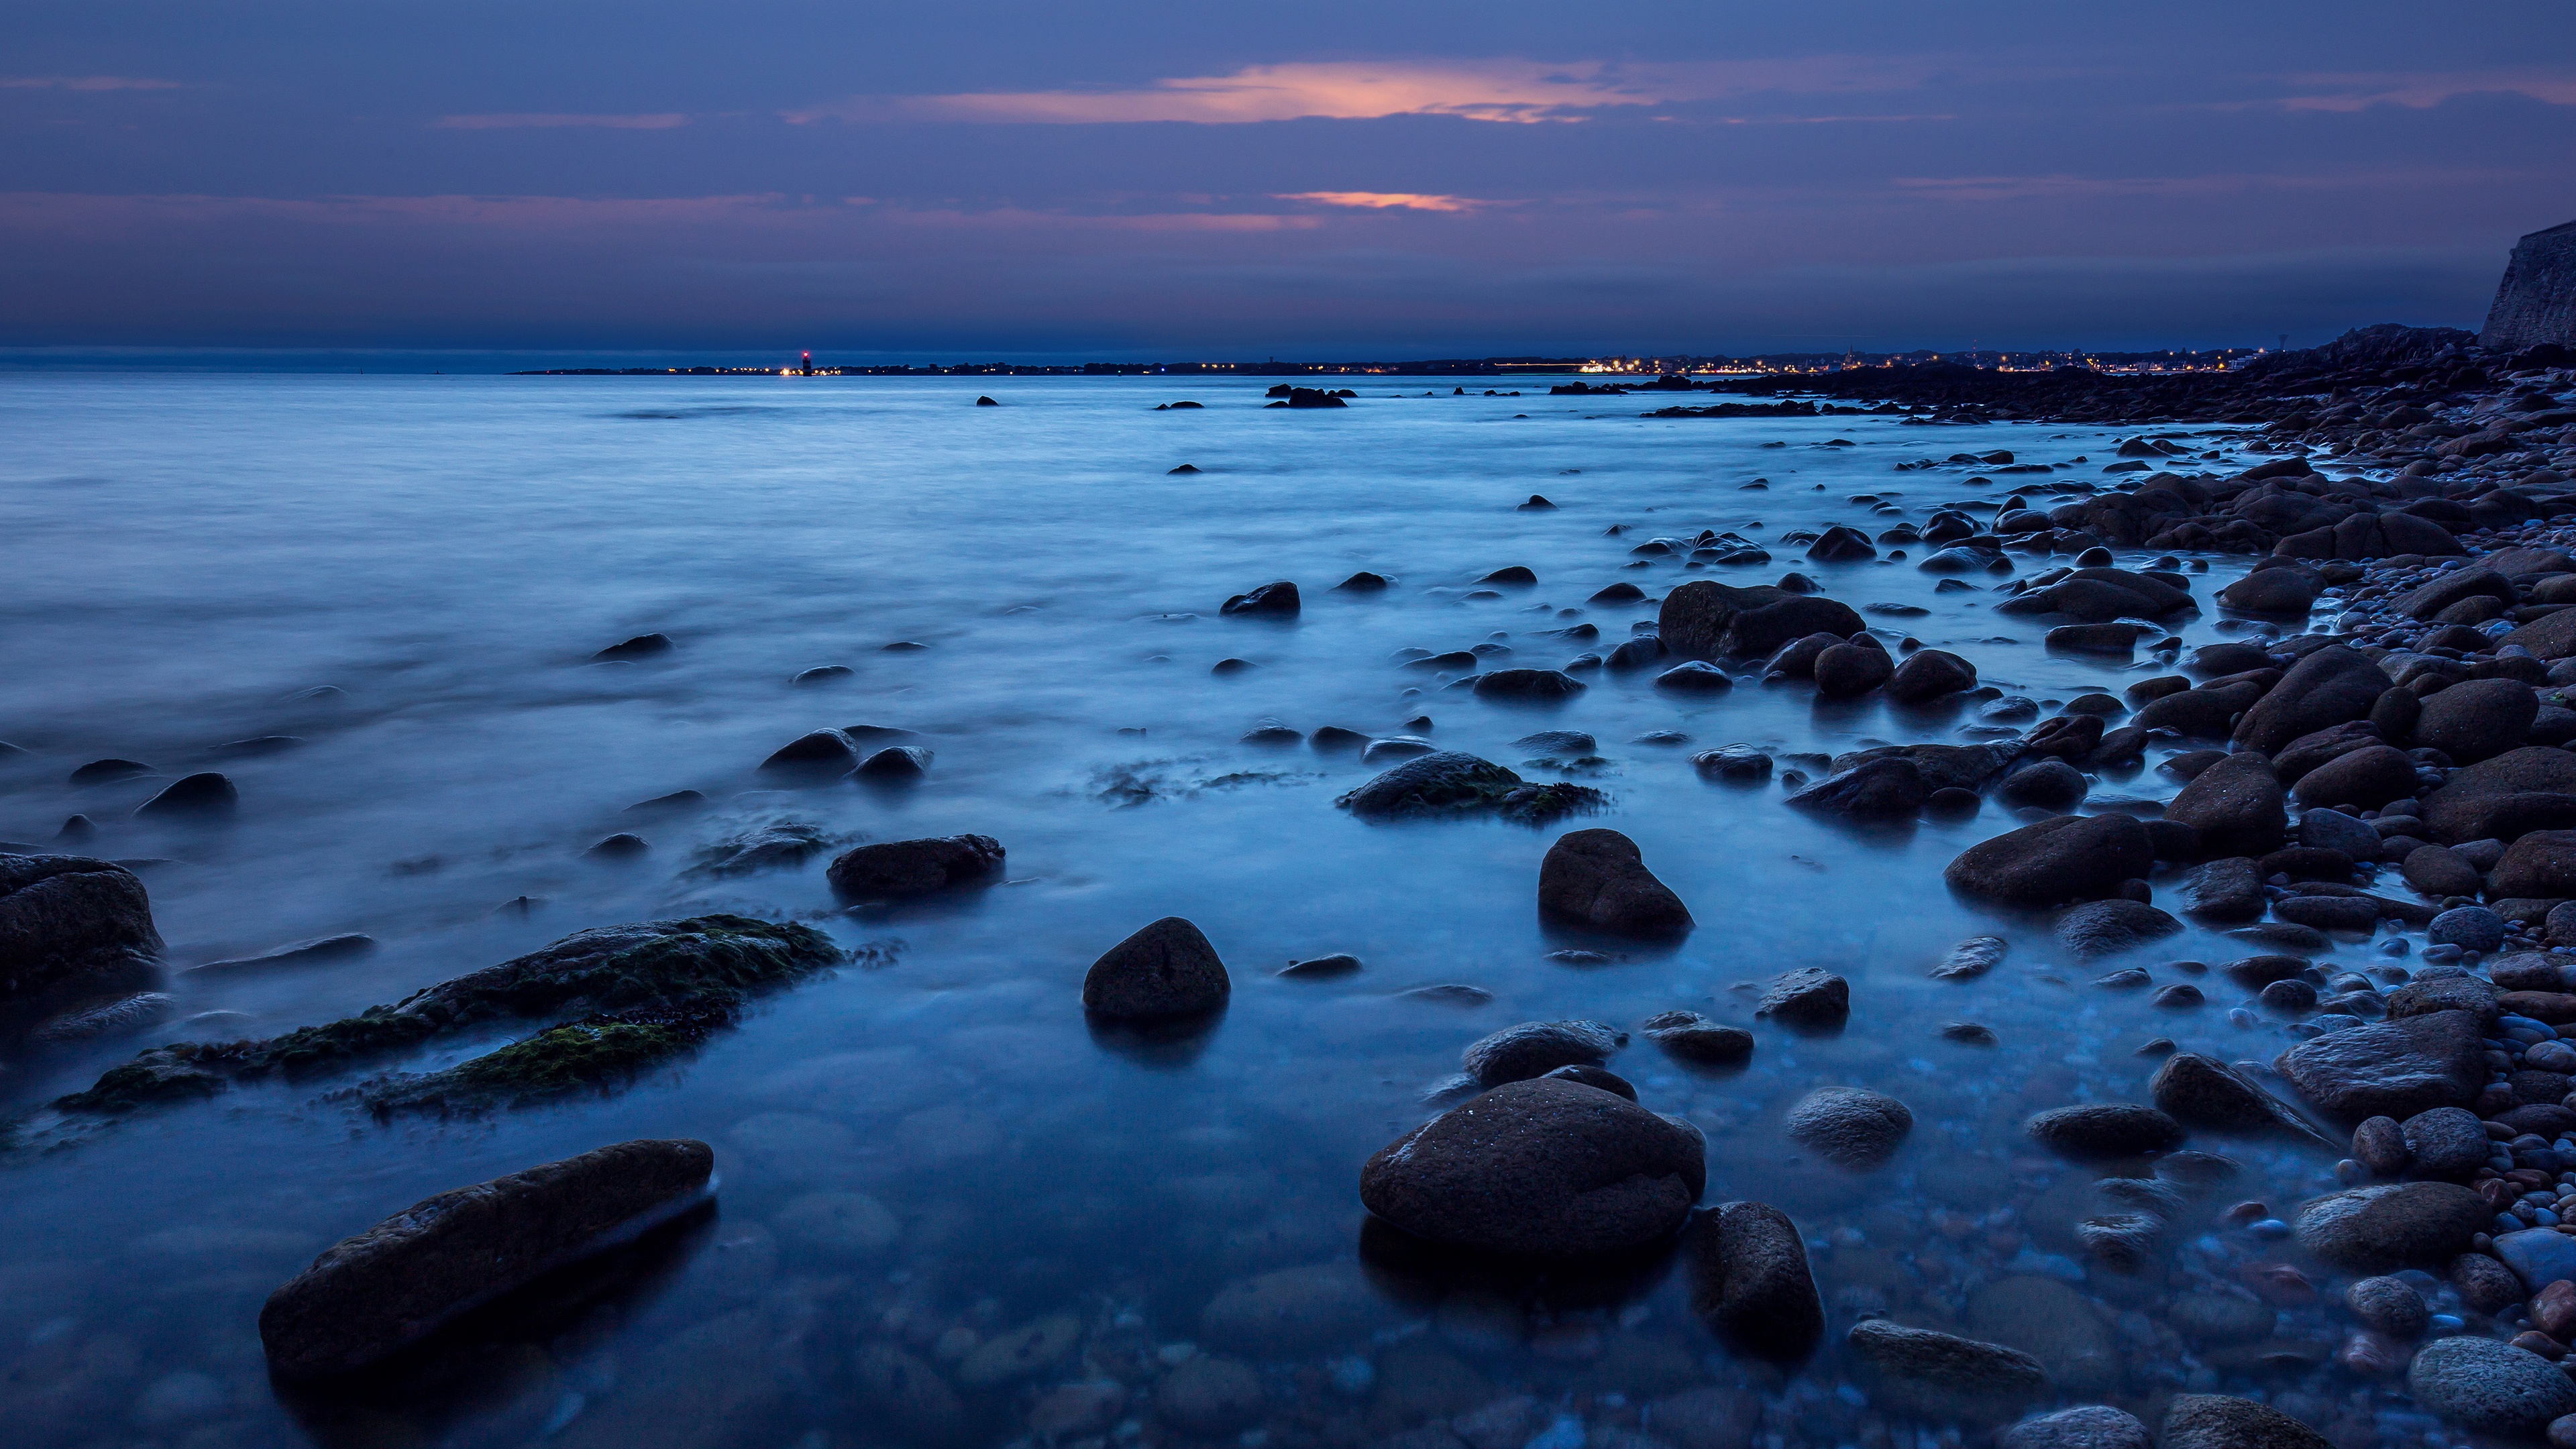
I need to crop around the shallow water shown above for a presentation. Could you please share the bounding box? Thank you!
[0,374,2402,1447]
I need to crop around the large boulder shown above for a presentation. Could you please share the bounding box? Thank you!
[2163,753,2287,857]
[1336,751,1605,826]
[1359,1077,1705,1256]
[1784,1085,1913,1168]
[2413,678,2538,763]
[260,1138,714,1379]
[2294,1182,2489,1271]
[1945,814,2153,907]
[1538,830,1693,938]
[2274,1010,2485,1120]
[1082,917,1230,1020]
[2492,830,2576,900]
[2406,1335,2576,1436]
[2231,645,2389,754]
[1658,581,1862,660]
[2422,745,2576,843]
[2159,1395,2329,1449]
[0,853,162,1002]
[1688,1201,1823,1359]
[824,835,1005,900]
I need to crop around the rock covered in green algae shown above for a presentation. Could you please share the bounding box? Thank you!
[56,914,839,1114]
[1334,751,1606,825]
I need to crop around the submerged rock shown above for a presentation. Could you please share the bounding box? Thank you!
[1930,934,2007,981]
[1785,1085,1913,1168]
[1221,581,1301,616]
[134,771,237,818]
[260,1138,714,1379]
[1081,916,1229,1021]
[1756,968,1849,1027]
[592,633,675,661]
[1360,1077,1705,1256]
[1689,1201,1823,1358]
[825,835,1005,900]
[2159,1395,2329,1449]
[1847,1320,2049,1425]
[2149,1052,2324,1140]
[2053,900,2182,959]
[1336,751,1605,825]
[1538,829,1692,937]
[1640,1010,1752,1066]
[58,915,838,1114]
[0,853,163,1003]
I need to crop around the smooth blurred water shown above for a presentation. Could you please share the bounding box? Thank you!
[0,374,2363,1448]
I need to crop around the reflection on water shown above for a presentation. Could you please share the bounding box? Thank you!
[0,374,2385,1446]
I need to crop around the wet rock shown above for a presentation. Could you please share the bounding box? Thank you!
[2430,905,2506,953]
[2496,1228,2576,1292]
[1542,1063,1637,1099]
[1944,813,2154,906]
[1336,751,1605,826]
[1943,1022,1999,1044]
[1200,1263,1385,1352]
[69,757,154,784]
[2408,1335,2576,1436]
[2217,566,2323,614]
[133,771,236,818]
[1280,953,1362,979]
[1998,759,2088,811]
[1811,641,1894,698]
[2422,744,2576,843]
[1885,648,1976,703]
[1784,1085,1913,1168]
[585,832,649,860]
[2002,1406,2150,1449]
[2149,1052,2320,1139]
[2153,983,2205,1008]
[1931,934,2007,981]
[1656,580,1863,660]
[1652,660,1733,693]
[260,1138,713,1379]
[2233,645,2394,754]
[2295,1181,2489,1271]
[1359,1077,1705,1256]
[1474,669,1588,701]
[1692,745,1772,783]
[2398,1106,2489,1178]
[2347,1276,2430,1337]
[1082,916,1229,1020]
[2404,843,2485,898]
[1785,757,1927,819]
[2352,1116,2410,1173]
[689,820,834,877]
[1756,968,1847,1027]
[1640,1010,1752,1066]
[2495,830,2576,900]
[1538,830,1691,938]
[1688,1201,1823,1358]
[825,835,1005,901]
[792,665,853,686]
[1846,1320,2049,1425]
[2386,972,2498,1024]
[2159,1395,2329,1449]
[1764,631,1841,680]
[2054,900,2182,959]
[592,633,674,661]
[2025,1104,2183,1157]
[1242,724,1304,745]
[2274,1009,2485,1120]
[2183,858,2266,922]
[855,745,932,780]
[1222,581,1301,616]
[1462,1019,1625,1086]
[0,854,163,1002]
[2163,753,2287,857]
[1338,572,1391,592]
[2416,678,2538,763]
[1158,1358,1267,1434]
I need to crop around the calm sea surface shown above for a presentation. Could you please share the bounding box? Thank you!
[0,374,2369,1447]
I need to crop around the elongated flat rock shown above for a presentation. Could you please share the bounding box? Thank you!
[260,1138,714,1379]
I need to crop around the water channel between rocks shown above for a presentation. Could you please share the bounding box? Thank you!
[1,374,2379,1448]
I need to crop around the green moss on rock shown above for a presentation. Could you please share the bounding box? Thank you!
[54,914,837,1116]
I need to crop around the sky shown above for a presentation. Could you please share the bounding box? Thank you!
[4,2,2573,364]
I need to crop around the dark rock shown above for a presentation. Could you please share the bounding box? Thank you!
[2494,830,2576,899]
[2158,1395,2329,1449]
[2025,1104,2183,1157]
[1657,581,1863,660]
[2021,714,2106,759]
[1336,752,1605,826]
[1805,524,1875,561]
[2399,1106,2491,1178]
[1944,814,2154,906]
[2416,678,2538,764]
[1158,1357,1265,1434]
[1930,935,2006,981]
[1886,649,1976,702]
[584,833,649,859]
[1998,760,2088,811]
[1784,1085,1914,1167]
[2002,1407,2150,1449]
[2149,1052,2320,1140]
[2423,745,2576,843]
[2407,1335,2576,1436]
[826,835,1005,900]
[2274,1010,2484,1120]
[2217,566,2322,614]
[1764,631,1841,680]
[2232,645,2390,754]
[1652,661,1733,693]
[68,758,154,784]
[133,772,236,818]
[2183,858,2267,922]
[0,854,163,1002]
[1693,745,1772,783]
[1462,1020,1625,1087]
[260,1138,714,1379]
[1811,641,1894,698]
[1082,917,1229,1021]
[1474,669,1589,701]
[1338,572,1392,592]
[1640,1010,1752,1066]
[2273,720,2384,783]
[1538,830,1693,938]
[853,746,932,780]
[2294,1181,2489,1270]
[1222,581,1301,616]
[2346,1275,2430,1337]
[1310,726,1371,753]
[2385,973,2500,1025]
[1541,1063,1635,1099]
[2054,900,2182,958]
[1756,968,1848,1027]
[188,932,377,976]
[1689,1201,1823,1358]
[1785,757,1927,820]
[1846,1320,2049,1425]
[1358,1077,1705,1256]
[761,729,862,773]
[2293,744,2426,810]
[2163,753,2286,857]
[592,633,674,661]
